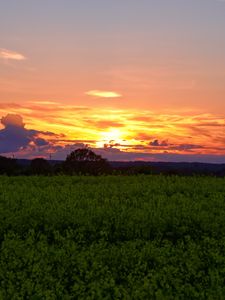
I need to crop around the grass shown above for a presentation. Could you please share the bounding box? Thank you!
[1,175,225,299]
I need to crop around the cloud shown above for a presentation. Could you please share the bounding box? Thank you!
[134,133,154,141]
[86,120,124,129]
[16,142,89,160]
[1,114,25,128]
[35,138,49,146]
[0,113,221,163]
[148,139,203,151]
[86,90,122,98]
[119,142,204,153]
[1,103,225,160]
[94,147,225,163]
[0,114,54,153]
[0,48,26,61]
[170,144,204,151]
[150,139,169,147]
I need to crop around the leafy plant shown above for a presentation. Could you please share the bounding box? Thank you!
[1,175,225,299]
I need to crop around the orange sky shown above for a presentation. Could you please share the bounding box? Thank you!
[1,101,225,161]
[0,0,225,161]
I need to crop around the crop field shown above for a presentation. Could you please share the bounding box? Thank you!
[1,175,225,299]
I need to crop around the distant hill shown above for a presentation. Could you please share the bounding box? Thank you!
[15,159,225,176]
[110,161,225,176]
[16,159,61,167]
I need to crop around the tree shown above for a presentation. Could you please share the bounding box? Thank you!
[64,148,110,175]
[0,156,19,175]
[30,158,52,175]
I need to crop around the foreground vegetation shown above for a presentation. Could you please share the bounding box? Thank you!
[1,175,225,299]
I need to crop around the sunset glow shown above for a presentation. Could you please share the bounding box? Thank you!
[0,0,225,162]
[86,90,122,98]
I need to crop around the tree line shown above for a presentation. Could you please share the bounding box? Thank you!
[1,148,225,176]
[0,149,112,176]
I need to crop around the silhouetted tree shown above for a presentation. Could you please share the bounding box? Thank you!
[0,156,19,175]
[63,148,111,175]
[30,158,52,175]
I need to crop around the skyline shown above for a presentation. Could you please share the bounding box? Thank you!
[1,0,225,162]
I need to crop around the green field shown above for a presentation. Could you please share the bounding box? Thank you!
[1,175,225,299]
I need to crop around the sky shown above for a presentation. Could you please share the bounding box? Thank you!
[0,0,225,162]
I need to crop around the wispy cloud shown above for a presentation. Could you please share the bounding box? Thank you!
[86,90,122,98]
[1,102,225,160]
[0,48,26,61]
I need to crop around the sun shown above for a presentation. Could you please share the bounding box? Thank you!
[96,129,124,148]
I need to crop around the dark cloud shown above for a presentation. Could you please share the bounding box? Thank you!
[35,138,49,146]
[94,147,225,163]
[44,143,88,160]
[0,114,56,154]
[1,113,224,164]
[22,144,225,164]
[150,139,169,147]
[170,144,204,151]
[148,140,203,152]
[104,142,121,148]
